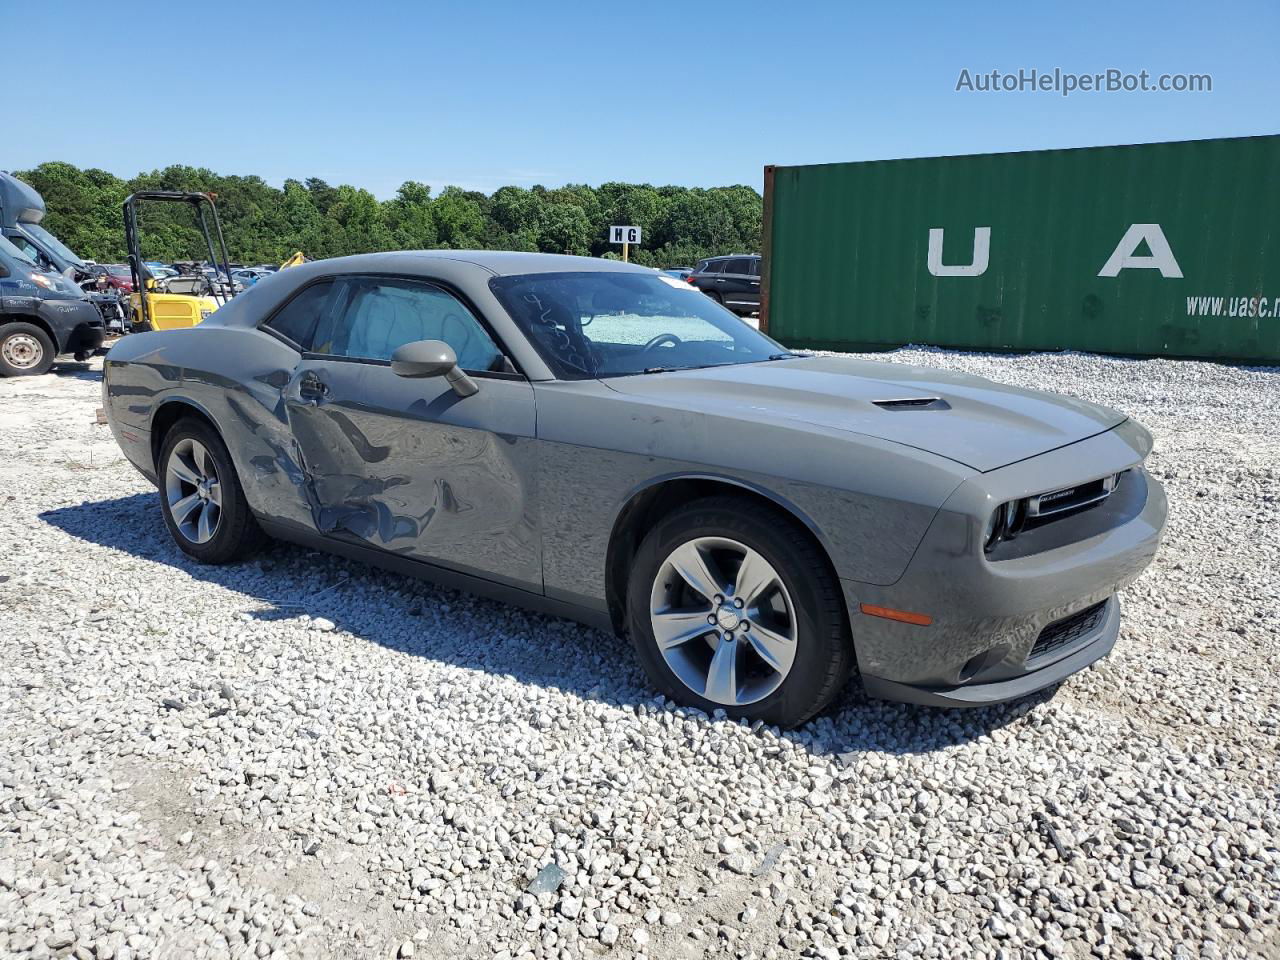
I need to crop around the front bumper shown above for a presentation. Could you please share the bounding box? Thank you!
[844,422,1166,707]
[859,596,1120,707]
[38,299,104,358]
[65,320,105,360]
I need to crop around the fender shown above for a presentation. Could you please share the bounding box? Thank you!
[1,295,102,355]
[149,394,229,458]
[609,469,838,564]
[0,295,44,318]
[0,296,60,349]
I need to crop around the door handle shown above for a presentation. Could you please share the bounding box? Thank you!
[298,374,328,401]
[714,278,726,283]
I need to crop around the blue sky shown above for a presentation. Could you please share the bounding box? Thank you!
[13,0,1277,197]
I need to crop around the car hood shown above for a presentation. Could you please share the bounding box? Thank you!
[601,355,1127,472]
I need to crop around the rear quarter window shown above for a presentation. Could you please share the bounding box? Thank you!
[260,281,334,350]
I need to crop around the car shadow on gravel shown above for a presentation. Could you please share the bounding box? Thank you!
[50,361,101,382]
[41,492,1045,758]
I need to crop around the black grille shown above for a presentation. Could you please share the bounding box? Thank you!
[1029,601,1107,662]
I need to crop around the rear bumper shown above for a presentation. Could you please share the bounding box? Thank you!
[843,422,1166,707]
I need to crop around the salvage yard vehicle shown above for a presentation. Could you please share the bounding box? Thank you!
[1,171,129,334]
[123,191,232,331]
[82,263,135,293]
[0,233,104,376]
[102,252,1166,727]
[688,254,762,315]
[1,171,87,278]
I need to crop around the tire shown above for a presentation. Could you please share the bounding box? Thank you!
[0,322,55,377]
[158,417,266,564]
[706,291,723,306]
[626,496,853,728]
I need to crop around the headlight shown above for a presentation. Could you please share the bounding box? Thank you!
[984,504,1008,553]
[984,499,1028,553]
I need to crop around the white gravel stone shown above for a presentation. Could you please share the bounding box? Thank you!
[0,350,1276,959]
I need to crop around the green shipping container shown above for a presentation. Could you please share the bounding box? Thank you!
[761,135,1280,362]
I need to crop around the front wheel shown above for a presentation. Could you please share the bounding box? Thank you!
[0,322,55,377]
[626,496,853,728]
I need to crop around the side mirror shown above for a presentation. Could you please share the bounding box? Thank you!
[390,339,478,397]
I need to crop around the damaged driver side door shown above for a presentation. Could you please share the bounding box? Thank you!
[278,274,541,592]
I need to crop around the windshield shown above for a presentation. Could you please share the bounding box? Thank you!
[490,271,786,380]
[20,223,83,267]
[0,234,38,267]
[106,264,131,277]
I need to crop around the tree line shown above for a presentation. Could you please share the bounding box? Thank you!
[12,162,763,269]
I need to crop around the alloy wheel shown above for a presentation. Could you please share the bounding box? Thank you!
[164,437,222,544]
[649,536,798,706]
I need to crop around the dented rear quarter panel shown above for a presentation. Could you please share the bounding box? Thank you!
[105,326,321,532]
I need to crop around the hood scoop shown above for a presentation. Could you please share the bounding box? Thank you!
[872,397,950,411]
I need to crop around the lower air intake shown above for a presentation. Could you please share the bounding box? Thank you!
[1028,601,1107,662]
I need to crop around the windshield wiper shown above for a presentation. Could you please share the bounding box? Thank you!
[641,366,678,374]
[768,352,797,360]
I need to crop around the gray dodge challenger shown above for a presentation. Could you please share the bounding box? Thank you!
[102,252,1166,727]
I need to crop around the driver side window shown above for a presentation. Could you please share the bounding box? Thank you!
[8,235,51,272]
[312,277,504,373]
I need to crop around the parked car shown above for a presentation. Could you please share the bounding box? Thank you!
[687,254,761,315]
[83,263,135,294]
[201,267,245,296]
[0,233,104,375]
[102,252,1165,727]
[232,268,273,287]
[143,261,178,280]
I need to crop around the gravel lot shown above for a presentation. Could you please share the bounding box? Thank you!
[1,348,1277,960]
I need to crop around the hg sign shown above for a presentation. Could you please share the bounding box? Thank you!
[926,224,1183,279]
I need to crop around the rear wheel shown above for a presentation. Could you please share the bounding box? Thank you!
[626,496,853,728]
[158,418,266,563]
[0,322,55,377]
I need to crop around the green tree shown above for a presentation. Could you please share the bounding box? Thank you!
[328,185,393,255]
[12,162,129,262]
[431,186,487,248]
[8,163,763,269]
[384,181,437,249]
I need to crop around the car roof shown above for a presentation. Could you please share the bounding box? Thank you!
[278,250,658,278]
[202,249,666,381]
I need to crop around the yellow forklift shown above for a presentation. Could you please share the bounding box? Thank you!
[123,191,233,331]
